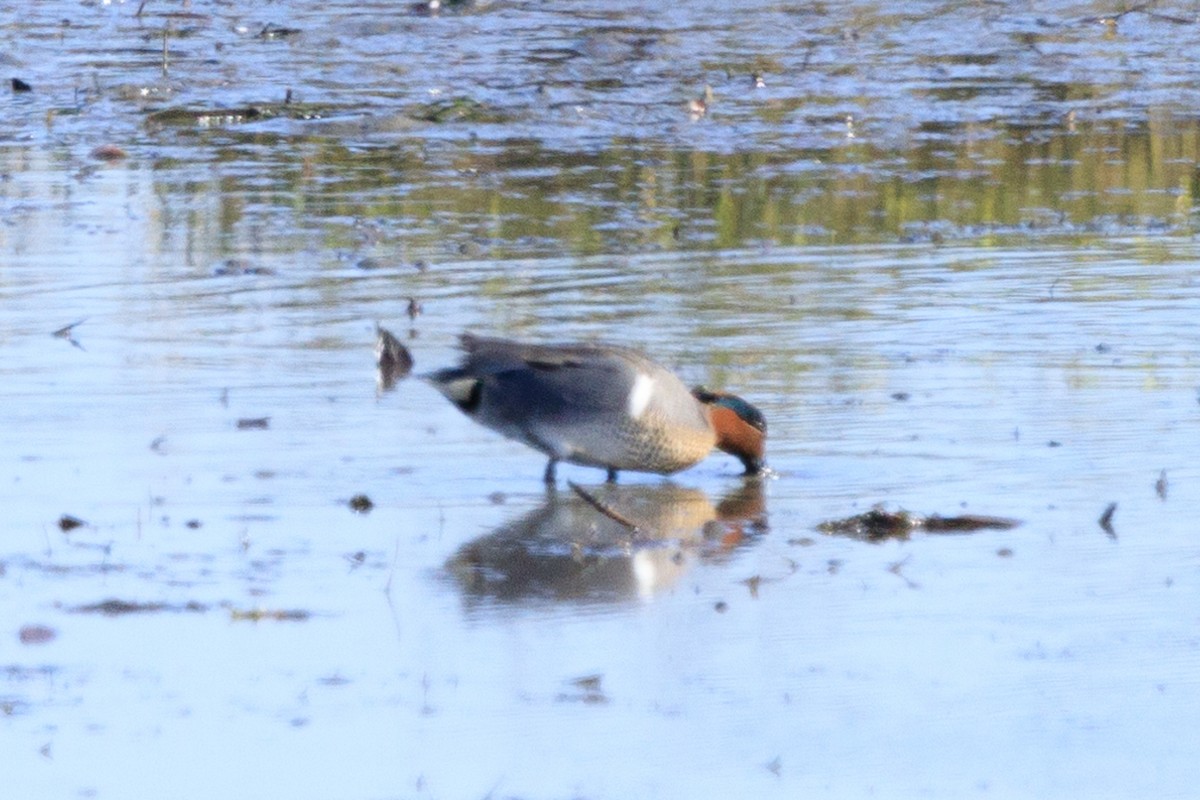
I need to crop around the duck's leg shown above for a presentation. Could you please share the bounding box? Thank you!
[606,467,618,483]
[543,458,558,485]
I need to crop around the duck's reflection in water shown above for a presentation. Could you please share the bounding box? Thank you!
[446,481,767,606]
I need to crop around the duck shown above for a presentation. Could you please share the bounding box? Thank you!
[426,333,767,483]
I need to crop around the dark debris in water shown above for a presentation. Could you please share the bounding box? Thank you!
[1099,502,1118,539]
[214,258,274,277]
[817,506,1020,543]
[374,324,412,390]
[348,494,374,514]
[11,77,32,92]
[557,673,608,705]
[57,514,87,532]
[257,23,302,40]
[52,319,86,350]
[236,417,270,430]
[18,625,57,645]
[67,599,310,622]
[70,599,207,616]
[90,143,128,162]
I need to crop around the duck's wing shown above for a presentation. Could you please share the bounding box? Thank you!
[461,336,642,417]
[461,334,644,371]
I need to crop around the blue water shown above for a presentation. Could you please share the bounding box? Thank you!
[4,2,1200,798]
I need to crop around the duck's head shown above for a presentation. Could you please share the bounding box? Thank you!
[693,387,767,475]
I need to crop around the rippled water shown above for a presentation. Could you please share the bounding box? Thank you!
[4,2,1200,798]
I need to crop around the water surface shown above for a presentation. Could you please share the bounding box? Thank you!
[3,2,1200,798]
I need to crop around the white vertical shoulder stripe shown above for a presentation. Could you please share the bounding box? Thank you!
[627,373,655,419]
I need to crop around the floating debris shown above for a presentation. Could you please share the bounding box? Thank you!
[375,324,413,390]
[236,417,270,430]
[1099,502,1117,539]
[71,599,207,615]
[89,144,128,161]
[556,673,608,705]
[228,607,311,622]
[1155,469,1168,501]
[571,674,603,691]
[18,625,56,645]
[214,258,274,277]
[817,506,1019,543]
[57,514,86,532]
[922,514,1022,532]
[406,297,423,319]
[348,494,374,514]
[52,319,86,350]
[11,77,32,92]
[318,673,351,686]
[257,23,302,40]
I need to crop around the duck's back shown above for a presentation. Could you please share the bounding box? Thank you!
[459,335,717,474]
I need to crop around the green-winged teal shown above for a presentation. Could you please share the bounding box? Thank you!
[426,334,767,482]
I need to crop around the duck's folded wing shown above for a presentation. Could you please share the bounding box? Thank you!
[487,354,634,419]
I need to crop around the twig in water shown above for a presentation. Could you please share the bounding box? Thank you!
[52,318,87,350]
[888,554,920,589]
[1098,502,1117,539]
[162,23,170,77]
[384,535,401,595]
[567,481,642,537]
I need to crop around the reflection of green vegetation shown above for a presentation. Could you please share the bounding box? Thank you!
[409,97,508,124]
[146,104,339,126]
[146,97,508,128]
[129,115,1200,260]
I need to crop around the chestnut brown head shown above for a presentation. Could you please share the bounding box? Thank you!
[693,388,767,475]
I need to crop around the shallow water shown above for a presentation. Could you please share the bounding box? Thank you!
[4,1,1200,798]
